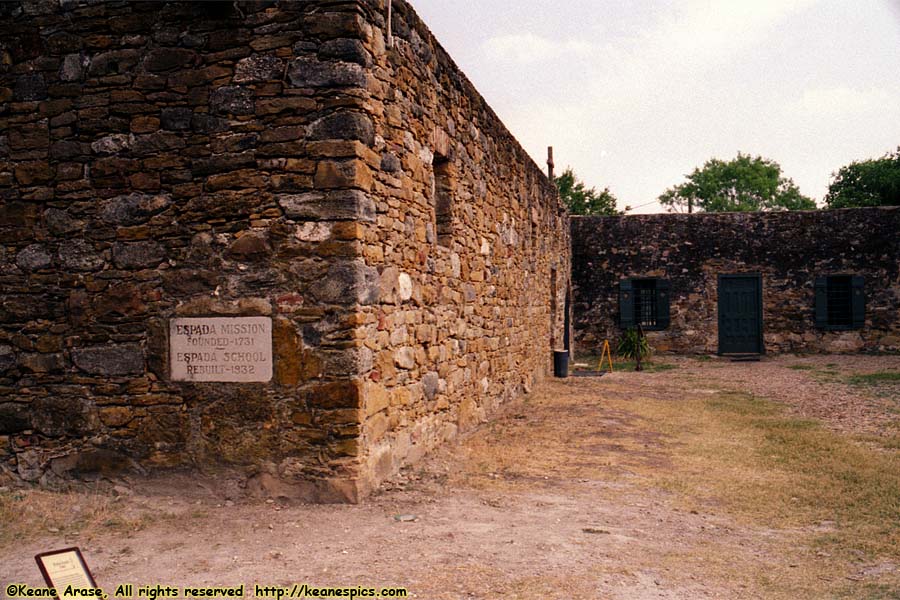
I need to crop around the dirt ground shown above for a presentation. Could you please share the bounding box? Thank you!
[1,355,898,599]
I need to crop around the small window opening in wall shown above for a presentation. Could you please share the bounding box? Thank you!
[826,276,852,327]
[619,278,671,330]
[816,275,864,330]
[433,154,453,247]
[634,280,658,328]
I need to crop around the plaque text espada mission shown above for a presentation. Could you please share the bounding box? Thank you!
[169,317,273,382]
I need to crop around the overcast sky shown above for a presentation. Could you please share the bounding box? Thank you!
[408,0,900,213]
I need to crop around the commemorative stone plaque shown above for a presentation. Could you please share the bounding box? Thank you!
[169,317,273,382]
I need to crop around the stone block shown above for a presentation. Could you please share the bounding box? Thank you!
[59,53,88,82]
[0,346,15,373]
[234,54,284,83]
[393,347,416,370]
[112,241,166,269]
[58,240,104,271]
[319,39,369,66]
[365,381,390,417]
[308,112,375,146]
[44,208,83,235]
[307,380,362,410]
[314,160,373,191]
[32,396,98,436]
[14,161,54,185]
[72,344,144,376]
[226,234,271,262]
[91,133,134,155]
[14,73,46,101]
[99,192,172,225]
[210,85,255,116]
[0,403,30,433]
[16,244,52,271]
[312,260,379,305]
[99,406,135,427]
[278,190,375,222]
[287,57,366,88]
[143,47,197,72]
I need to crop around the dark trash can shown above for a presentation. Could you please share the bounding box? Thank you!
[553,350,569,378]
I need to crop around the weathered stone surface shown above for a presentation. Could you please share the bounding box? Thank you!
[234,54,284,83]
[58,240,104,271]
[112,241,166,269]
[16,244,52,271]
[226,234,271,261]
[380,152,401,173]
[44,208,83,235]
[308,112,374,146]
[210,85,255,116]
[32,397,97,436]
[314,160,373,191]
[72,344,144,376]
[0,403,30,434]
[14,73,47,101]
[0,345,15,373]
[313,260,380,305]
[59,53,88,81]
[18,352,66,373]
[91,133,134,155]
[99,192,172,225]
[15,161,54,185]
[319,38,369,66]
[287,57,367,88]
[191,113,228,134]
[160,107,193,130]
[278,190,374,222]
[422,371,440,401]
[144,47,197,72]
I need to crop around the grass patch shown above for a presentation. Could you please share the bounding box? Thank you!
[787,364,815,371]
[628,391,900,560]
[0,488,153,543]
[847,372,900,386]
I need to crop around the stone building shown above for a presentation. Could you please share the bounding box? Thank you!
[572,209,900,356]
[0,0,571,500]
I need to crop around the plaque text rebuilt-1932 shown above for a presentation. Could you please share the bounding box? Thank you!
[169,317,272,382]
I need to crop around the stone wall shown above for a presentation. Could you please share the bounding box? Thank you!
[0,0,384,500]
[351,0,571,493]
[0,0,570,500]
[572,208,900,355]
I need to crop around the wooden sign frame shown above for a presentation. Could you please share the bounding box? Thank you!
[34,547,98,600]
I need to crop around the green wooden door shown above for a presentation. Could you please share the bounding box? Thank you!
[718,274,763,355]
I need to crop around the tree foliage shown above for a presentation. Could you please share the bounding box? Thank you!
[824,148,900,209]
[555,168,620,216]
[658,153,816,213]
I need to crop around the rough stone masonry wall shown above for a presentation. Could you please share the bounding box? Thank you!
[0,0,386,501]
[349,0,571,493]
[572,208,900,355]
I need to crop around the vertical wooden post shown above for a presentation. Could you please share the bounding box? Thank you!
[547,146,555,181]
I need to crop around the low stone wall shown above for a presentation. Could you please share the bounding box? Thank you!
[572,208,900,355]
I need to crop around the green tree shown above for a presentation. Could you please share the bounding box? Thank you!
[824,148,900,208]
[555,168,620,216]
[659,153,815,213]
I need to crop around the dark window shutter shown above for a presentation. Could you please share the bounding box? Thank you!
[814,277,828,328]
[619,279,634,328]
[656,279,671,329]
[851,276,865,329]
